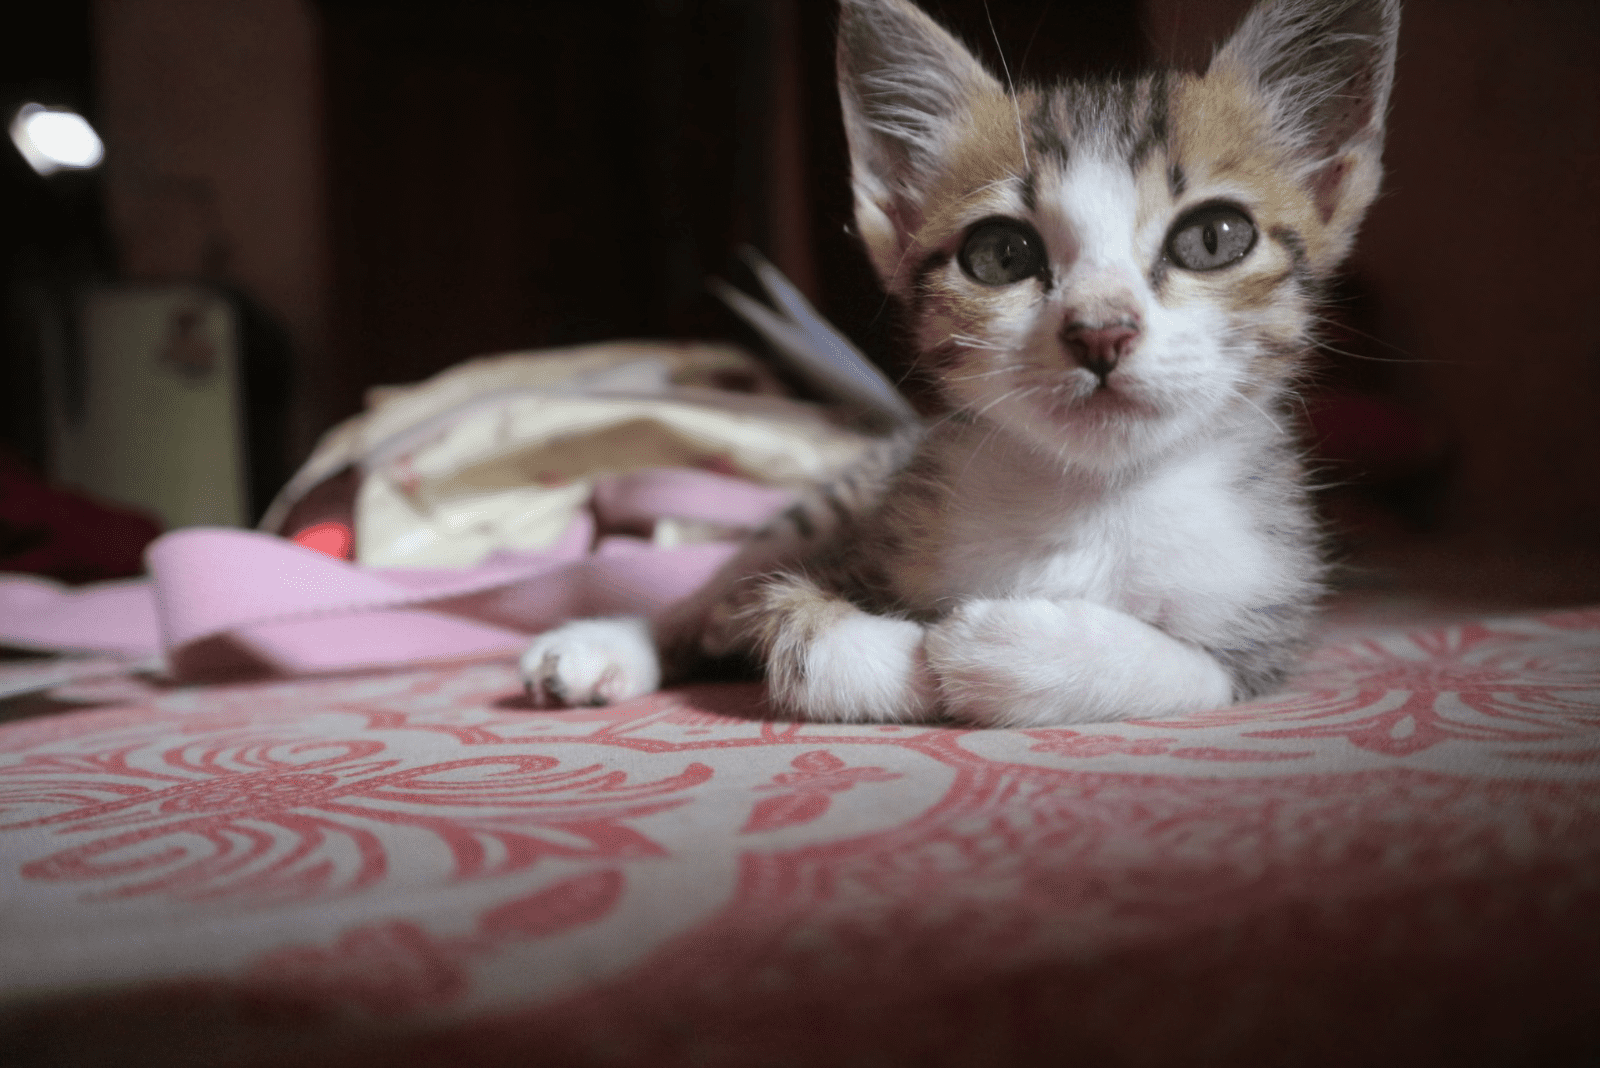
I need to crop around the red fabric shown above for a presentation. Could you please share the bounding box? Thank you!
[0,451,162,583]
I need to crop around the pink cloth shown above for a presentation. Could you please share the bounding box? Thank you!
[0,468,788,679]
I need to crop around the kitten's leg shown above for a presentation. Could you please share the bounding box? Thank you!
[519,430,921,708]
[518,501,818,707]
[517,501,822,708]
[924,598,1233,727]
[520,618,659,708]
[743,574,937,722]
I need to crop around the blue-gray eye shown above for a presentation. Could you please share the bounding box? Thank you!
[959,219,1046,286]
[1167,204,1257,271]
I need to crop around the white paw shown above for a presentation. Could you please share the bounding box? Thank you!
[924,599,1081,726]
[925,598,1234,727]
[775,611,935,723]
[519,618,661,708]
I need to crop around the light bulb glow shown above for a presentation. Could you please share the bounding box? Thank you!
[9,103,105,175]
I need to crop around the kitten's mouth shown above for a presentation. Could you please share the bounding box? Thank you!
[1043,378,1156,422]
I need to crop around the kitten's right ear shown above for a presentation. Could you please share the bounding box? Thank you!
[837,0,1000,286]
[1210,0,1400,249]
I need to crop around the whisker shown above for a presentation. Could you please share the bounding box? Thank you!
[1304,315,1436,364]
[945,333,1009,353]
[1226,384,1286,434]
[954,176,1019,204]
[973,384,1037,420]
[958,396,1029,480]
[919,405,970,439]
[966,420,1011,478]
[944,365,1020,383]
[983,1,1029,175]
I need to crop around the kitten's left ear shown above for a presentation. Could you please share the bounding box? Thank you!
[1211,0,1400,237]
[837,0,1003,287]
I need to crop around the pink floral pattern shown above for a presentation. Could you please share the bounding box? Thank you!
[741,750,901,833]
[1,603,1598,1063]
[1175,618,1600,757]
[249,869,625,1015]
[2,735,708,903]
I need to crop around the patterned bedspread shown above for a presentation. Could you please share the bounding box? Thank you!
[3,601,1598,1066]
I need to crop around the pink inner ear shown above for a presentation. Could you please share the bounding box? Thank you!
[1311,157,1350,224]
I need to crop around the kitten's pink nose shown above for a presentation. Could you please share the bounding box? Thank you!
[1061,319,1140,383]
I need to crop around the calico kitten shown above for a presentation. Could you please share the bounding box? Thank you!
[521,0,1400,727]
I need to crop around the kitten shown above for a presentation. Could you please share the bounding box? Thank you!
[520,0,1400,727]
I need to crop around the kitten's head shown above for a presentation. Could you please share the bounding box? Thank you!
[837,0,1399,471]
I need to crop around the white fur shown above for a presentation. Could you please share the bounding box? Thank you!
[925,598,1235,726]
[902,427,1299,637]
[520,618,659,708]
[780,610,935,724]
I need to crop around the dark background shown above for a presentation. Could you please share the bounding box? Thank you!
[2,0,1597,601]
[311,0,1145,427]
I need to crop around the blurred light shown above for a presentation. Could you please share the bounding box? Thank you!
[9,103,105,176]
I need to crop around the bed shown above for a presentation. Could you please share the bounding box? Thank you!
[3,590,1598,1066]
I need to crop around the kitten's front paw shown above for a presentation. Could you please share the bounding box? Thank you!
[519,618,660,708]
[924,599,1078,726]
[927,598,1136,727]
[926,598,1234,727]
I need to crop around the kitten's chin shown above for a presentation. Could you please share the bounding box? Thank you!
[1011,388,1193,471]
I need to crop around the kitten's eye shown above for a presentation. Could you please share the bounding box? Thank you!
[958,219,1046,286]
[1166,204,1257,271]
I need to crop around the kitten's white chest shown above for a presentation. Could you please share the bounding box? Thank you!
[892,430,1278,629]
[939,492,1127,605]
[888,432,1125,609]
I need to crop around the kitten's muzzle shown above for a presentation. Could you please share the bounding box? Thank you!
[1061,317,1141,385]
